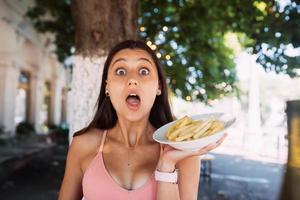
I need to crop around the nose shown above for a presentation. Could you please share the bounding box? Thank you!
[128,79,138,86]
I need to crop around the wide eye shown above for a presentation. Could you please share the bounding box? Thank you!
[139,67,150,76]
[116,68,126,76]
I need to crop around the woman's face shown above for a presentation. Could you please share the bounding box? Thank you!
[106,48,160,122]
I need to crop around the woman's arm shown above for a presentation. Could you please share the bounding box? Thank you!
[156,156,200,200]
[156,158,180,200]
[156,134,226,200]
[177,156,201,199]
[58,136,84,200]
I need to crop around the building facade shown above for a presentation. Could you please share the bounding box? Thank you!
[0,0,69,136]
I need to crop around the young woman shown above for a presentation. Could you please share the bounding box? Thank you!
[58,40,226,200]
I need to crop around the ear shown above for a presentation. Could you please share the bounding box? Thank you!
[158,81,162,90]
[156,82,162,96]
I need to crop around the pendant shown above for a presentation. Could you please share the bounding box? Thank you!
[127,149,130,167]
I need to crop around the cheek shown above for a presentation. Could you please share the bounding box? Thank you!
[107,82,124,108]
[142,81,159,107]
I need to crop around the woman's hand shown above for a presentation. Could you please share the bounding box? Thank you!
[157,133,227,172]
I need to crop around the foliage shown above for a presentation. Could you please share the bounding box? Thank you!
[48,123,69,145]
[16,121,35,136]
[26,0,74,63]
[26,0,300,102]
[139,0,300,101]
[0,125,4,135]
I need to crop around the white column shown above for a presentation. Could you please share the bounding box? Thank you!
[51,78,63,125]
[0,64,19,136]
[29,74,44,133]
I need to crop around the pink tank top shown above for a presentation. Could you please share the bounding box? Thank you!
[82,130,159,200]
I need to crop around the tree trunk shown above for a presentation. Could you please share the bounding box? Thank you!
[69,0,138,142]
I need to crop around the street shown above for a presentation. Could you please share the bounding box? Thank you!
[199,153,284,200]
[1,145,285,200]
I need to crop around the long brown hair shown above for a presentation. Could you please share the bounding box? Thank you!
[73,40,174,137]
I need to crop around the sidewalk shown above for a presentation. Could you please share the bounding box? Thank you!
[197,125,287,200]
[0,143,67,200]
[0,135,55,182]
[198,152,285,200]
[0,130,287,200]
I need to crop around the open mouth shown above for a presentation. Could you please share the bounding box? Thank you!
[126,94,141,109]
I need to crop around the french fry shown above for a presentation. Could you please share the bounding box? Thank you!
[166,116,192,138]
[200,129,211,137]
[165,115,225,142]
[196,121,224,138]
[166,125,177,138]
[192,119,214,139]
[208,122,224,135]
[168,123,195,140]
[178,121,202,137]
[175,132,195,141]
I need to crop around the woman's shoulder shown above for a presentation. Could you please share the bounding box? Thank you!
[70,128,105,159]
[72,127,104,140]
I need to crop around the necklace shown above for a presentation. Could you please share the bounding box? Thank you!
[106,131,135,167]
[127,148,131,167]
[116,124,153,167]
[127,145,136,167]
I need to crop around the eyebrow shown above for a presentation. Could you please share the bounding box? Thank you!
[111,57,153,67]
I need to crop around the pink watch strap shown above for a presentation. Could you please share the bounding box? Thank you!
[154,169,178,184]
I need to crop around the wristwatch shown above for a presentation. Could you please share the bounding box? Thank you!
[154,169,179,184]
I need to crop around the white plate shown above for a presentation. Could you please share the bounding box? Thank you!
[153,113,236,151]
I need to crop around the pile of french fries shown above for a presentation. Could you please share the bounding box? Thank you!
[166,116,225,142]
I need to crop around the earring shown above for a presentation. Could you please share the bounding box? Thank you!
[105,89,110,96]
[157,89,161,96]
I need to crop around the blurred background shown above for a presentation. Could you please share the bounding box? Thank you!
[0,0,299,199]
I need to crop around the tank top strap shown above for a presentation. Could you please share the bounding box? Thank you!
[98,129,107,154]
